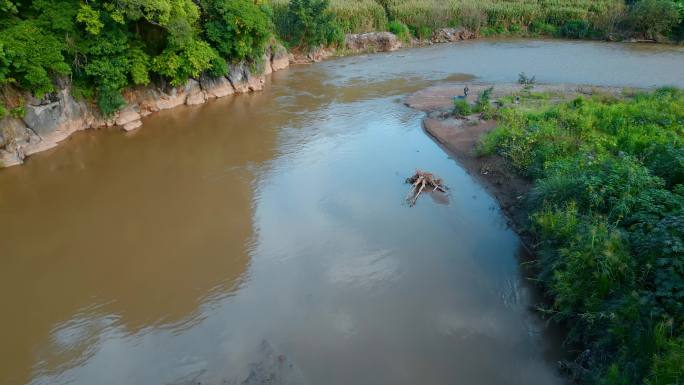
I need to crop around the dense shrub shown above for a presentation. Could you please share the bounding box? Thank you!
[453,98,472,116]
[151,39,224,87]
[628,0,682,40]
[388,20,411,42]
[0,0,269,116]
[202,0,272,61]
[529,21,558,36]
[274,0,344,49]
[0,20,70,96]
[560,19,592,38]
[474,86,494,115]
[480,89,684,384]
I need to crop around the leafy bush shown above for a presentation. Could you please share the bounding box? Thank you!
[276,0,343,49]
[518,72,536,86]
[151,39,224,86]
[560,19,591,38]
[203,0,272,62]
[529,21,558,36]
[414,25,433,40]
[0,20,70,96]
[628,0,682,40]
[474,86,494,114]
[388,20,410,42]
[453,98,472,116]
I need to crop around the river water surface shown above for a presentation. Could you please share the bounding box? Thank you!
[2,39,684,385]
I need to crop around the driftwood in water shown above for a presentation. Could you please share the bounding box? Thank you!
[405,169,448,206]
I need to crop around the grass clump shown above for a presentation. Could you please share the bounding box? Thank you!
[474,86,495,118]
[452,97,472,116]
[388,20,411,42]
[480,88,684,384]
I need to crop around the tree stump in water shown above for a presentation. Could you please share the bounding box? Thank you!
[405,170,448,206]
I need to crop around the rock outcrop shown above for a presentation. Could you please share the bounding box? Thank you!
[0,117,36,167]
[116,106,143,132]
[271,44,290,71]
[184,79,208,106]
[200,75,235,99]
[345,32,402,53]
[289,46,335,64]
[0,41,292,167]
[430,28,476,43]
[228,62,265,93]
[23,89,91,138]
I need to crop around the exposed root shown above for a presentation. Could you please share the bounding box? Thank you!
[405,169,448,206]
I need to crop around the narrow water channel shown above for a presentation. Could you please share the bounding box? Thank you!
[2,39,683,385]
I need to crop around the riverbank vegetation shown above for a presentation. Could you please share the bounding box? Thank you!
[272,0,682,41]
[0,0,341,118]
[1,0,682,120]
[478,88,684,385]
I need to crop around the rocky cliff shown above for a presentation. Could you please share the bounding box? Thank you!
[0,42,291,167]
[0,30,476,168]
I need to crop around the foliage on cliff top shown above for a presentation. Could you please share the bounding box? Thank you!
[479,88,684,385]
[0,0,274,116]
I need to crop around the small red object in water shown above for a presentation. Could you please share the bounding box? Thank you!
[278,354,286,363]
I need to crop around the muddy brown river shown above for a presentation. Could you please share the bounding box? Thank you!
[2,39,684,385]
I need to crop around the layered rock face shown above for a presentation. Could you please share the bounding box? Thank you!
[345,32,402,53]
[430,28,476,43]
[0,43,291,167]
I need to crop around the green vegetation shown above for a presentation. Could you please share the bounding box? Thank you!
[388,20,411,42]
[203,0,272,61]
[2,0,683,118]
[628,0,682,40]
[0,0,274,116]
[474,86,494,116]
[452,87,495,118]
[272,0,682,41]
[272,0,344,49]
[479,88,684,385]
[452,97,471,116]
[380,0,627,38]
[272,0,387,35]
